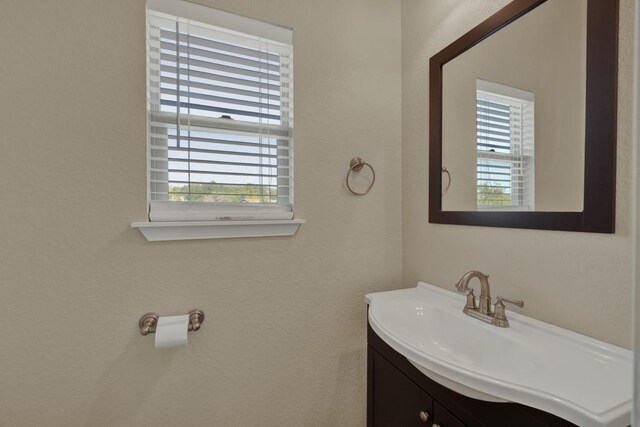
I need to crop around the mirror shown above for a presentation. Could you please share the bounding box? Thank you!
[443,0,586,212]
[429,0,618,232]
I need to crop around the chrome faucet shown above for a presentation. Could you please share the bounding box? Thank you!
[455,270,492,314]
[455,270,524,328]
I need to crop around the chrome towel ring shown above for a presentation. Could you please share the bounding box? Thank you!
[442,166,451,194]
[346,157,375,196]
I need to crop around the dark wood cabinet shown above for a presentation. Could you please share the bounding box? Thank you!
[371,350,463,427]
[433,401,465,427]
[371,350,434,426]
[367,323,577,427]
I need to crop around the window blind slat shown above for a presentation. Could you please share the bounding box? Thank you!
[477,103,510,111]
[160,53,281,83]
[160,100,281,121]
[476,165,512,171]
[168,181,278,188]
[167,169,277,178]
[162,88,280,112]
[159,40,281,73]
[161,76,281,102]
[477,115,510,125]
[168,158,286,169]
[477,125,511,134]
[164,135,288,150]
[170,30,281,62]
[150,112,291,138]
[160,64,281,93]
[477,136,511,144]
[166,146,281,158]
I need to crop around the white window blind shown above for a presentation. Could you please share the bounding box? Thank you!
[476,80,534,210]
[146,0,294,222]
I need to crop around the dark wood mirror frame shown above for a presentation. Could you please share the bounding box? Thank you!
[429,0,618,233]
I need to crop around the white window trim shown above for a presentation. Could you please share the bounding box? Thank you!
[147,0,293,45]
[132,219,305,241]
[133,1,304,241]
[477,79,534,103]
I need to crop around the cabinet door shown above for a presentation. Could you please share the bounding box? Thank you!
[433,401,465,427]
[372,351,434,426]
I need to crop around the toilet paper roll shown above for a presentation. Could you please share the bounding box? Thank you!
[154,315,189,349]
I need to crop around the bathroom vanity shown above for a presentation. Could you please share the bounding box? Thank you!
[365,283,632,427]
[368,323,573,426]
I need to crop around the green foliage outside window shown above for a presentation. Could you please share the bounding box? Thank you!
[477,183,511,207]
[169,183,277,204]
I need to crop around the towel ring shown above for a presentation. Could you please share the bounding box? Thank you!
[346,157,375,196]
[442,167,451,194]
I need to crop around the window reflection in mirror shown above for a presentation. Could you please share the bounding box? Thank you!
[476,79,535,210]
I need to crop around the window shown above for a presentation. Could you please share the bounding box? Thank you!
[476,79,534,210]
[146,0,294,222]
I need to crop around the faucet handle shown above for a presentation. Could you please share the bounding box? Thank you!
[496,296,524,308]
[464,289,477,310]
[494,297,524,325]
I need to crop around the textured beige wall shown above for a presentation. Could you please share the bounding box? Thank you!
[635,12,640,419]
[402,0,634,349]
[0,0,401,425]
[442,0,586,211]
[1,0,634,424]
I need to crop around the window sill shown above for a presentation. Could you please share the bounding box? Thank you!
[131,219,305,241]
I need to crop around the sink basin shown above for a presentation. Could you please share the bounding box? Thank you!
[365,282,632,427]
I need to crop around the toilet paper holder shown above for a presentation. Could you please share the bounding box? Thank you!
[139,310,205,336]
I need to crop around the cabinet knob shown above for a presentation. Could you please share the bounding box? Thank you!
[419,411,430,422]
